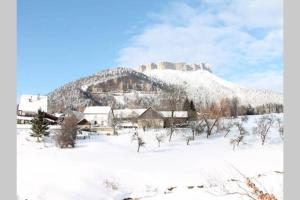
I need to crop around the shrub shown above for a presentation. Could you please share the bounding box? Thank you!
[253,115,274,145]
[55,115,78,148]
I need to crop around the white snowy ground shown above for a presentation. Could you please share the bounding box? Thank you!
[17,114,283,200]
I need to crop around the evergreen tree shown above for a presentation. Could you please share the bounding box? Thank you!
[246,104,255,115]
[190,100,196,111]
[189,100,198,120]
[30,109,49,142]
[182,98,190,111]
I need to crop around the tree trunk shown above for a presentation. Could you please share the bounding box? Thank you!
[169,127,174,142]
[37,135,40,142]
[137,144,140,152]
[169,111,175,142]
[187,139,190,145]
[224,130,230,137]
[207,129,211,138]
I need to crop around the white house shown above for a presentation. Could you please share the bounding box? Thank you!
[18,94,48,115]
[83,106,113,127]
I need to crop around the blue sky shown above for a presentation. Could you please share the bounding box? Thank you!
[17,0,283,102]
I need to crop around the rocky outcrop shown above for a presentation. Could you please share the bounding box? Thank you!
[134,61,212,73]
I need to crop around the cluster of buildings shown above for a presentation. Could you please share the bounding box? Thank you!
[17,94,189,134]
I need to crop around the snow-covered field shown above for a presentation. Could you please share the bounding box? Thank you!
[17,114,283,200]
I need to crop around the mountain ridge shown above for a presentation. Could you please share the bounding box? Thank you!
[47,63,282,113]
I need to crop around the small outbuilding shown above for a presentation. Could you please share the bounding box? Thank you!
[77,118,91,130]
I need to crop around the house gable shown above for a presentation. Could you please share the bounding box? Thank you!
[137,107,164,120]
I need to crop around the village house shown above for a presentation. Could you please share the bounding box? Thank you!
[16,111,58,125]
[113,108,146,128]
[112,107,189,129]
[17,94,48,116]
[83,106,114,134]
[17,94,58,124]
[159,111,188,127]
[137,107,165,129]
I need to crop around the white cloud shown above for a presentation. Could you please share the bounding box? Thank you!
[232,69,283,93]
[116,0,283,91]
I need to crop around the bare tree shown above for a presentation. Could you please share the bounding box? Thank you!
[276,117,284,140]
[110,102,121,135]
[131,128,145,152]
[189,119,205,140]
[136,137,145,152]
[253,115,274,145]
[230,97,239,118]
[229,119,248,150]
[155,132,165,147]
[209,169,279,200]
[234,121,248,136]
[56,114,78,148]
[230,135,244,150]
[165,85,187,142]
[200,100,225,138]
[220,120,234,138]
[183,131,193,145]
[111,115,120,135]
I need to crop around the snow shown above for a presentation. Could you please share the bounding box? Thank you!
[17,114,283,200]
[144,69,283,106]
[83,106,112,114]
[18,94,48,113]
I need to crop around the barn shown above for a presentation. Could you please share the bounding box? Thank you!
[137,107,165,129]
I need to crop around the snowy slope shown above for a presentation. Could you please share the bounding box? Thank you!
[144,69,283,106]
[17,114,283,200]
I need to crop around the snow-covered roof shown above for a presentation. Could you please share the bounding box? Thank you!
[17,116,33,120]
[16,115,55,122]
[18,94,48,113]
[84,106,112,114]
[159,111,188,118]
[53,113,65,118]
[113,109,146,118]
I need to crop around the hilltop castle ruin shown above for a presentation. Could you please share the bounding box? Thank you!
[134,61,212,73]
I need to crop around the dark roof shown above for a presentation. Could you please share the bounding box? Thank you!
[77,118,91,125]
[44,112,58,121]
[137,107,164,119]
